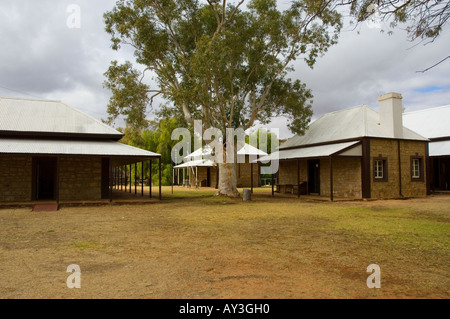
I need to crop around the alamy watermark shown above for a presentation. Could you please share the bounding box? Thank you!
[366,4,382,29]
[66,4,81,29]
[66,264,81,289]
[366,264,381,288]
[171,120,279,174]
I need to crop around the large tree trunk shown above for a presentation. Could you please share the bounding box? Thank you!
[217,162,240,197]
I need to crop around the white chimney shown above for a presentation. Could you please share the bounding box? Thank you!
[378,92,403,138]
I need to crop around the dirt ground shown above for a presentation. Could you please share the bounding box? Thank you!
[0,187,448,299]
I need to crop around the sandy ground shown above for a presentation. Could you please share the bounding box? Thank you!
[0,188,448,299]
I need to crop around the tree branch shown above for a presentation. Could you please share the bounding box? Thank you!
[416,55,450,73]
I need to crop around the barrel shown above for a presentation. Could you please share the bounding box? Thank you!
[243,189,252,201]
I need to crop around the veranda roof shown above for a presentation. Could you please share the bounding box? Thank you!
[429,140,450,157]
[0,138,160,162]
[403,105,450,140]
[256,141,362,162]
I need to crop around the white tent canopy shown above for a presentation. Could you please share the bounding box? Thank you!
[173,159,216,168]
[185,142,268,161]
[183,143,267,162]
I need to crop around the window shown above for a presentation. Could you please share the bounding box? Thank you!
[373,156,388,182]
[410,156,424,181]
[374,160,384,179]
[412,159,420,178]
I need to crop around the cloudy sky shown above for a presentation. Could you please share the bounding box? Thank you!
[1,0,449,139]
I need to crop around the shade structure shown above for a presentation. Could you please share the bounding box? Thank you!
[403,105,450,140]
[255,141,362,162]
[0,138,159,165]
[185,142,268,161]
[173,159,216,168]
[429,140,450,157]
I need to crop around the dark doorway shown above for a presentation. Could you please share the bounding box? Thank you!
[206,167,211,187]
[434,157,450,190]
[34,157,57,200]
[101,158,110,199]
[308,160,320,194]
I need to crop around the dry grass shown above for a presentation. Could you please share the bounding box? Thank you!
[0,187,448,299]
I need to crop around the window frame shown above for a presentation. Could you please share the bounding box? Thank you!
[373,156,388,182]
[410,156,424,182]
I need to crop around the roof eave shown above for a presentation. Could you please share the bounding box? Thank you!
[0,130,124,141]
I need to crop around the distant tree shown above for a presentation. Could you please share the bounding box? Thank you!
[245,128,278,155]
[245,128,279,185]
[121,118,186,186]
[103,0,342,196]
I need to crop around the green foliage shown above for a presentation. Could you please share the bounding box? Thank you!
[245,128,279,182]
[121,117,197,186]
[245,128,278,155]
[103,61,150,130]
[104,0,342,136]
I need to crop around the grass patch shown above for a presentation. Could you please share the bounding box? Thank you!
[71,240,102,251]
[331,206,450,252]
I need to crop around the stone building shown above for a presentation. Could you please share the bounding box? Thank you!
[404,105,450,191]
[258,93,429,200]
[173,143,267,188]
[0,96,161,205]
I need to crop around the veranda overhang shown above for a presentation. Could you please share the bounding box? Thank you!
[430,140,450,157]
[0,138,160,165]
[255,141,362,162]
[0,138,162,203]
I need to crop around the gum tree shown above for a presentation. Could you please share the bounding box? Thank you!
[103,0,342,197]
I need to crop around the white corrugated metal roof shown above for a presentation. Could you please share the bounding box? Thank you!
[280,105,427,150]
[429,140,450,157]
[403,105,450,139]
[0,96,121,136]
[174,159,215,168]
[0,138,160,157]
[256,141,361,162]
[185,142,267,160]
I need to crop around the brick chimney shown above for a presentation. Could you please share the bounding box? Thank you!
[378,92,403,138]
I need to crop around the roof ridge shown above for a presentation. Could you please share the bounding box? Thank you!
[0,96,61,103]
[321,104,369,116]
